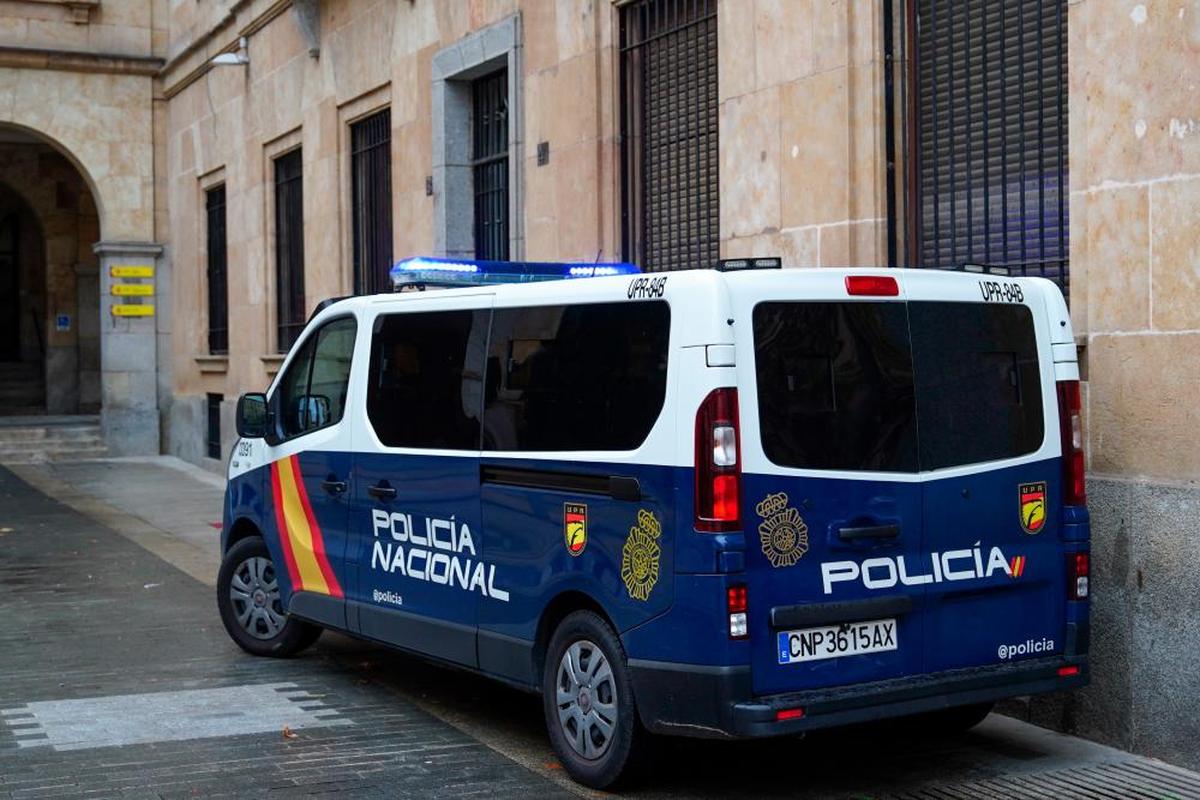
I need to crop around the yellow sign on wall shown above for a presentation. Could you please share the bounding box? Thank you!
[111,265,154,278]
[112,304,155,318]
[112,284,155,297]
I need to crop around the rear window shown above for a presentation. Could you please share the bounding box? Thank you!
[753,301,1043,472]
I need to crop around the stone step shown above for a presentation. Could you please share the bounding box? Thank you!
[0,436,104,453]
[0,426,103,443]
[0,444,108,464]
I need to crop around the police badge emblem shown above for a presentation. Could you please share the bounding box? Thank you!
[564,502,587,556]
[1019,482,1047,534]
[756,492,808,568]
[621,509,661,601]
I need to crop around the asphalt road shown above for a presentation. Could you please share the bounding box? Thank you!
[1,462,1197,800]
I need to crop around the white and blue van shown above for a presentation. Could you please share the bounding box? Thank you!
[218,257,1090,789]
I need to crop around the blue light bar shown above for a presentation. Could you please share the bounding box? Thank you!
[389,256,640,290]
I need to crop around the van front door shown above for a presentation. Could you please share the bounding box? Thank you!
[348,299,492,667]
[264,316,359,630]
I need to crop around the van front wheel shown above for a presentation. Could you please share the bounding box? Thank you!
[542,611,646,789]
[216,535,321,658]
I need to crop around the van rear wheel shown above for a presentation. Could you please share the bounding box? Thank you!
[542,611,646,789]
[217,535,321,658]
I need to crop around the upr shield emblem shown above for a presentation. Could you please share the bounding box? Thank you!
[621,509,661,601]
[1019,482,1047,534]
[564,502,587,556]
[757,492,808,568]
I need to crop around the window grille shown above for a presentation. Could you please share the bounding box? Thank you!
[472,70,510,261]
[205,185,228,355]
[274,149,305,352]
[206,393,223,460]
[910,0,1069,291]
[351,110,393,295]
[620,0,718,273]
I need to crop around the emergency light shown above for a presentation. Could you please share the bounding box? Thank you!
[389,256,640,291]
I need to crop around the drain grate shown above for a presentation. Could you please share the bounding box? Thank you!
[886,759,1200,800]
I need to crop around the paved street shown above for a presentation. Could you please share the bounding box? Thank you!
[1,459,1198,799]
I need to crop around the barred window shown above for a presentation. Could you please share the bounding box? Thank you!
[205,185,228,355]
[472,70,510,261]
[620,0,718,273]
[351,110,393,295]
[911,0,1068,291]
[274,149,305,352]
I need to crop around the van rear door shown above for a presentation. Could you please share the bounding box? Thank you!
[902,273,1065,673]
[729,269,1064,697]
[729,271,927,696]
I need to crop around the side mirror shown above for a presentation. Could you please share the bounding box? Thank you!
[236,392,271,439]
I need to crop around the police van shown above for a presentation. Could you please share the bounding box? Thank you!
[218,257,1090,789]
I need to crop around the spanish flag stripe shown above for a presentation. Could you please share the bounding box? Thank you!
[275,455,332,595]
[291,456,343,598]
[269,462,303,590]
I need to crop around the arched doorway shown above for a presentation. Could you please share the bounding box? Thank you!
[0,129,101,416]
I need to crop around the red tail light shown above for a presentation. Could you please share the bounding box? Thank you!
[695,388,741,532]
[775,707,806,721]
[1056,380,1086,506]
[1057,665,1081,677]
[1068,552,1090,600]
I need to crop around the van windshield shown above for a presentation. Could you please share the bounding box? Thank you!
[753,301,1043,472]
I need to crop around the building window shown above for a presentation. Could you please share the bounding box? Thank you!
[619,0,718,273]
[274,149,306,352]
[472,70,510,261]
[909,0,1068,290]
[351,109,393,295]
[206,392,223,459]
[206,185,228,354]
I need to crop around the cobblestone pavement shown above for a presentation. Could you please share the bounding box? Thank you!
[2,461,1199,800]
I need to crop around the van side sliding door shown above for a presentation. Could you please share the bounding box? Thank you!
[347,297,492,668]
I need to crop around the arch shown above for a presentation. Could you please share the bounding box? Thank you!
[0,122,107,240]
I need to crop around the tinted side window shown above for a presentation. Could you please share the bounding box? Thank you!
[367,310,489,449]
[909,302,1044,469]
[484,302,670,451]
[754,302,918,471]
[274,317,357,438]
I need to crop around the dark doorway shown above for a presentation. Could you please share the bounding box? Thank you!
[0,212,19,361]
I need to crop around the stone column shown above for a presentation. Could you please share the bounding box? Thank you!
[93,241,164,456]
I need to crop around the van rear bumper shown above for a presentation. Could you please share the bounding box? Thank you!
[628,655,1088,739]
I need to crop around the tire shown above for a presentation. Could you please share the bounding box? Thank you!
[216,535,322,658]
[542,610,647,790]
[912,701,995,733]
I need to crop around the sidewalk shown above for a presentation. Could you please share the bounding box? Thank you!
[7,456,225,587]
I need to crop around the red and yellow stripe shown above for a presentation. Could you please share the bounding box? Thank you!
[270,454,343,597]
[1009,555,1027,578]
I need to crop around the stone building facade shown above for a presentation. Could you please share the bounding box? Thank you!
[0,0,1197,773]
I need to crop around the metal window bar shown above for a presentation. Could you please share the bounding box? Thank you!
[351,109,393,295]
[620,0,718,273]
[910,0,1068,293]
[206,392,223,460]
[275,149,305,352]
[206,185,228,355]
[472,70,510,261]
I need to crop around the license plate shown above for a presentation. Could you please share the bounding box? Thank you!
[777,618,898,664]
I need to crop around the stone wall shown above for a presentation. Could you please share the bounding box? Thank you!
[162,0,622,463]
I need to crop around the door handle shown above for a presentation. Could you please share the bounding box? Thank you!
[837,523,900,542]
[320,478,347,496]
[368,482,397,501]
